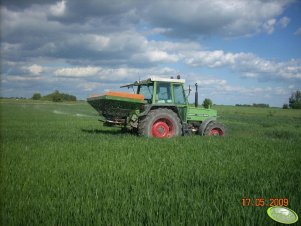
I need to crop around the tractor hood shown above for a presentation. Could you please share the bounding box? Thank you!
[186,106,217,121]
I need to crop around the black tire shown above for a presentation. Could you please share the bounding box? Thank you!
[138,108,182,138]
[203,122,225,136]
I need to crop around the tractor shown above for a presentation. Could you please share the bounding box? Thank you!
[87,76,225,138]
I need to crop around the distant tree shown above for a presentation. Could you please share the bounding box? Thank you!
[42,90,76,102]
[252,103,269,108]
[32,93,41,100]
[282,104,289,109]
[52,90,63,102]
[289,90,301,109]
[203,98,212,109]
[62,93,76,101]
[235,104,252,107]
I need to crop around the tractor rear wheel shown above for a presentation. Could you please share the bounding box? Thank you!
[204,122,225,136]
[138,108,182,138]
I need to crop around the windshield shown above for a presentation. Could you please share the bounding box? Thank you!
[138,83,154,102]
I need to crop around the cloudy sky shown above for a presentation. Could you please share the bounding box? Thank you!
[1,0,301,106]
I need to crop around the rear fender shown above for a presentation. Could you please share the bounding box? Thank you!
[138,104,152,117]
[139,105,178,117]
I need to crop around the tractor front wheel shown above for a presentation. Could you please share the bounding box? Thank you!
[138,108,182,138]
[204,122,225,136]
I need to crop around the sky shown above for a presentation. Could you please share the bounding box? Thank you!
[1,0,301,107]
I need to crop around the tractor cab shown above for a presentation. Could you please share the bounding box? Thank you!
[121,76,187,105]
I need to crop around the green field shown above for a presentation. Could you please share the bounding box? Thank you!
[1,100,301,225]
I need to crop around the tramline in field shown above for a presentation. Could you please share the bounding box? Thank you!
[87,76,225,138]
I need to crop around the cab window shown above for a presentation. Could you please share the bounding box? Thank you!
[138,83,154,103]
[156,82,172,103]
[173,84,186,104]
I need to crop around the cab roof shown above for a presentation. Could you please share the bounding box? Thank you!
[120,76,185,88]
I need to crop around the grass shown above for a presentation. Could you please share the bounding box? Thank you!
[1,100,301,225]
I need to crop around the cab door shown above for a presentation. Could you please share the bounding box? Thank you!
[172,83,188,122]
[155,82,172,103]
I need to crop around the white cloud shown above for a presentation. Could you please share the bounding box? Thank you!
[182,75,290,105]
[79,82,102,92]
[278,16,290,28]
[97,67,178,81]
[202,81,288,98]
[53,66,178,82]
[142,50,179,63]
[49,0,66,17]
[197,79,227,86]
[185,50,244,67]
[145,0,293,37]
[243,72,258,78]
[145,27,172,36]
[6,75,44,81]
[21,0,290,38]
[79,34,111,51]
[294,27,301,35]
[262,19,277,34]
[54,66,101,77]
[1,42,21,52]
[28,64,43,75]
[184,50,301,80]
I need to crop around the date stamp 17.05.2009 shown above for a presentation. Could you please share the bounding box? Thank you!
[241,198,288,207]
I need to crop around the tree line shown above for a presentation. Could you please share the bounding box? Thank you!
[234,90,301,109]
[32,90,76,102]
[235,103,270,108]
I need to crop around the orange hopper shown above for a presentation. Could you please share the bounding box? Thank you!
[89,91,144,100]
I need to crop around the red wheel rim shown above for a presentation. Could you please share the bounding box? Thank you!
[151,118,175,138]
[209,128,224,136]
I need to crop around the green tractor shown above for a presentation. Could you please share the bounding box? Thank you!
[87,76,225,138]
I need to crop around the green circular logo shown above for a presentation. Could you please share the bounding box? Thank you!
[267,206,298,224]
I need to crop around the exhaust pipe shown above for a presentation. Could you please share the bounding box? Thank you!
[195,83,198,107]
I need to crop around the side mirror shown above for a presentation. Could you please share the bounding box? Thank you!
[185,85,192,97]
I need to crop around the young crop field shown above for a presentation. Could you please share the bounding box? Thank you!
[1,99,301,225]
